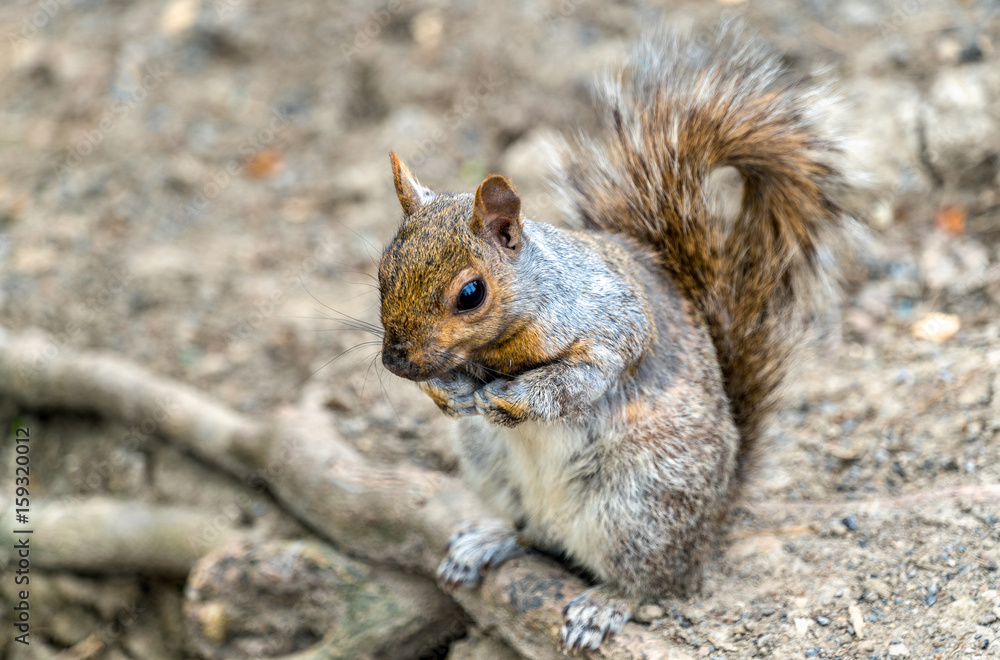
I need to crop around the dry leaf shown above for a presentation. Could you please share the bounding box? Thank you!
[848,602,865,638]
[911,313,961,342]
[246,149,283,178]
[934,205,966,236]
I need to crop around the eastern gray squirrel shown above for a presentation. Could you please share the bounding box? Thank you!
[377,22,859,651]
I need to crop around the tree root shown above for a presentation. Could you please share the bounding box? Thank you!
[0,327,688,659]
[0,497,248,577]
[184,539,462,660]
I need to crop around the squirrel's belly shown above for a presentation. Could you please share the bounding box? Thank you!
[498,421,613,573]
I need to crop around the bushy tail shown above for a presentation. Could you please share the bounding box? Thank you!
[553,21,861,479]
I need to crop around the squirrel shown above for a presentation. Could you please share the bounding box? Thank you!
[377,22,860,652]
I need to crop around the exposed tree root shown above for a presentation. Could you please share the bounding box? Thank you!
[0,328,688,659]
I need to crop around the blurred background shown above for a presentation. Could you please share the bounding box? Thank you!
[0,0,999,658]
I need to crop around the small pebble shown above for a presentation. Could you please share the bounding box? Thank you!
[887,641,910,657]
[827,522,848,537]
[805,649,819,658]
[815,616,831,626]
[633,604,665,623]
[842,515,859,532]
[960,43,984,63]
[924,583,938,606]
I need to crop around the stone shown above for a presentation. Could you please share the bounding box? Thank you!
[633,604,666,623]
[887,641,910,657]
[923,63,1000,178]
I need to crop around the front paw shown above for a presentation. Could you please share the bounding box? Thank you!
[473,379,537,427]
[560,586,632,652]
[437,519,525,589]
[419,372,478,417]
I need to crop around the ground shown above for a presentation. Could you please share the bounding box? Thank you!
[0,0,999,658]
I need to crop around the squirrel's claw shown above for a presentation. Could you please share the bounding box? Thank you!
[436,519,526,590]
[559,587,632,652]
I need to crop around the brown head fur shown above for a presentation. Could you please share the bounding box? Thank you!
[380,153,534,381]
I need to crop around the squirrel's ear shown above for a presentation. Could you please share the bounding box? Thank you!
[390,152,435,216]
[471,174,523,255]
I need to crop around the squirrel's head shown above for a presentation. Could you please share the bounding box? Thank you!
[379,152,524,381]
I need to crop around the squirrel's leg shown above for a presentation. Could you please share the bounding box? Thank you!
[473,348,621,426]
[560,585,633,651]
[418,371,479,417]
[436,518,527,589]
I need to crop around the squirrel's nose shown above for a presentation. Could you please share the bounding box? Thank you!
[381,342,415,379]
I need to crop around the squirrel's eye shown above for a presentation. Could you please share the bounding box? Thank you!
[456,279,486,312]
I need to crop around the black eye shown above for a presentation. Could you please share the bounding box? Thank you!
[456,279,486,312]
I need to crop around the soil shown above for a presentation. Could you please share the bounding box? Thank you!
[1,0,999,658]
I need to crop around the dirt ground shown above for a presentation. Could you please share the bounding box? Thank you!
[1,0,999,658]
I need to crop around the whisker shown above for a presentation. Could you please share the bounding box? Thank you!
[294,278,384,336]
[312,307,383,331]
[277,314,383,337]
[311,328,382,336]
[338,281,379,292]
[471,363,516,380]
[313,313,384,337]
[284,341,382,397]
[373,355,392,401]
[294,307,384,338]
[337,290,381,305]
[327,261,379,284]
[371,353,400,421]
[360,352,375,399]
[424,347,517,381]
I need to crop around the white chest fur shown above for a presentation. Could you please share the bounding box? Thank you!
[495,421,611,573]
